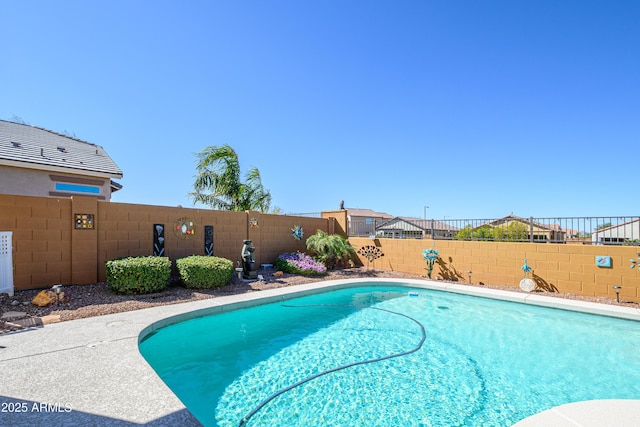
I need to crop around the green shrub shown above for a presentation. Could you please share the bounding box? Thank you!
[176,255,234,289]
[106,256,171,294]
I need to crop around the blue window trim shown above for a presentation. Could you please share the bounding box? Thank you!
[55,183,101,195]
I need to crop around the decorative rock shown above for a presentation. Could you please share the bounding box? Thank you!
[273,271,284,277]
[11,300,20,306]
[32,290,56,307]
[59,292,70,303]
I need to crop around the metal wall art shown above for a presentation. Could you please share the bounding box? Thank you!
[205,225,214,255]
[153,224,165,256]
[74,213,94,229]
[291,225,303,240]
[174,217,196,239]
[357,245,384,268]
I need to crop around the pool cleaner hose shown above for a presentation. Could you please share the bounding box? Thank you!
[237,303,426,427]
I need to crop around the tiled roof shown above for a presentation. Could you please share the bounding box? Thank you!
[0,119,123,178]
[346,208,394,219]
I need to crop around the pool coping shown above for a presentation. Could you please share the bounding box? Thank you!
[1,278,639,426]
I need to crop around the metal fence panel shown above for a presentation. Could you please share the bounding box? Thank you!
[348,216,640,245]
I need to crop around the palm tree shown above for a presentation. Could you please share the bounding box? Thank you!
[189,145,272,212]
[306,230,356,269]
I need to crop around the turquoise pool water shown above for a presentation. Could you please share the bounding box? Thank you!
[139,285,640,426]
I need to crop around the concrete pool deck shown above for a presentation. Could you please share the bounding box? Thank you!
[1,278,639,426]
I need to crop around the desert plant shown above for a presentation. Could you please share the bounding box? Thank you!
[305,230,356,269]
[106,256,171,294]
[276,252,327,276]
[177,255,234,289]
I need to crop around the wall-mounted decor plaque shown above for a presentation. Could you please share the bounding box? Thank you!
[174,217,196,239]
[74,213,94,229]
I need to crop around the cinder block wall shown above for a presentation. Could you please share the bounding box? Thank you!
[96,202,251,281]
[349,237,640,303]
[0,194,330,290]
[0,194,72,288]
[247,212,330,267]
[2,192,637,301]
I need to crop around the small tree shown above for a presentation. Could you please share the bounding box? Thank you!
[306,230,356,269]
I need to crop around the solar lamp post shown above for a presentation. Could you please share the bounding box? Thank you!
[613,286,622,303]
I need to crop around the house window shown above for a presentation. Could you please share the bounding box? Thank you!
[55,182,100,195]
[365,218,373,225]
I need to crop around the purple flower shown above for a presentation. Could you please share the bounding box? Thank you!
[277,252,327,275]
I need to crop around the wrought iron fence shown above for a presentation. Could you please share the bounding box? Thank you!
[348,216,640,245]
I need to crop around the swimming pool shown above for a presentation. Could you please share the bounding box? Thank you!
[139,283,640,426]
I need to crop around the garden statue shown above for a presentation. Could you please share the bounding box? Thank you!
[423,248,439,279]
[519,258,535,292]
[241,240,259,280]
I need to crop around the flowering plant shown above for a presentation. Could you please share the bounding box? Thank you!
[422,248,439,279]
[276,252,327,276]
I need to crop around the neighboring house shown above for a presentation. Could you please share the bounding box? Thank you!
[375,217,457,239]
[474,214,565,242]
[591,218,640,245]
[346,208,394,236]
[0,120,122,200]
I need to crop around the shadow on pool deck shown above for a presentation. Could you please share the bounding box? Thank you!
[0,396,202,427]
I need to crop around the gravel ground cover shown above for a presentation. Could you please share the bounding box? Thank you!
[1,267,637,334]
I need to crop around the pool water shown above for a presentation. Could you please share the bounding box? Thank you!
[139,285,640,426]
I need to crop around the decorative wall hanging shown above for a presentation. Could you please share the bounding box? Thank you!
[357,245,384,269]
[249,217,259,228]
[174,217,196,239]
[596,256,611,268]
[74,213,94,229]
[291,225,304,240]
[153,224,165,256]
[205,225,214,256]
[422,248,439,279]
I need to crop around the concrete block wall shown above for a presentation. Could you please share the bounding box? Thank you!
[349,237,640,303]
[246,212,330,267]
[2,191,636,301]
[322,210,348,236]
[96,202,251,281]
[0,195,73,290]
[0,194,330,290]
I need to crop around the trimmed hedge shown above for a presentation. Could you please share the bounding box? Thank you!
[176,255,234,289]
[105,256,171,295]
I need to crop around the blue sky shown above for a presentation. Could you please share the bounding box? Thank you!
[2,1,638,220]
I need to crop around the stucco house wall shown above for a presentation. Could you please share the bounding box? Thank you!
[0,119,122,201]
